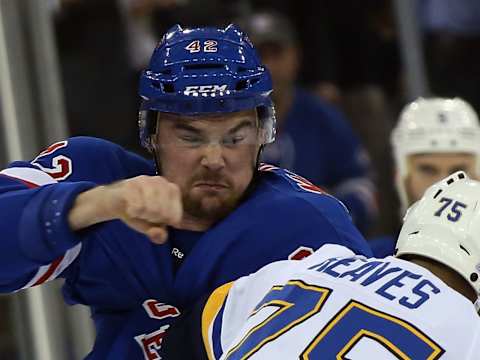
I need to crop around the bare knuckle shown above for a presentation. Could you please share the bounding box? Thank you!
[167,183,180,198]
[128,202,146,216]
[123,180,141,194]
[150,175,167,186]
[136,175,150,182]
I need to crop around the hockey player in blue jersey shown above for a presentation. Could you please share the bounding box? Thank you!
[0,24,371,358]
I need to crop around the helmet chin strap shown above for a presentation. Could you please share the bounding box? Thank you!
[148,136,162,175]
[256,144,265,169]
[152,150,161,176]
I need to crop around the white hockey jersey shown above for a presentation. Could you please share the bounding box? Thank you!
[202,244,480,359]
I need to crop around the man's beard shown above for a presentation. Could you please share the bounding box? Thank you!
[182,172,243,224]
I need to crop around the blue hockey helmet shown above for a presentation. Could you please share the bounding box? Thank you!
[138,24,276,150]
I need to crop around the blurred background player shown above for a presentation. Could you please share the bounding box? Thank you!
[371,97,480,257]
[242,1,401,238]
[238,11,378,234]
[0,24,371,358]
[162,171,480,359]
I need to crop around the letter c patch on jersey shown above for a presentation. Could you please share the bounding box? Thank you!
[143,300,180,320]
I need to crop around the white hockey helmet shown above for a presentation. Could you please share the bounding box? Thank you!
[391,97,480,212]
[396,171,480,294]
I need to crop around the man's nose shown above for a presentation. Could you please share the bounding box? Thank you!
[200,143,226,171]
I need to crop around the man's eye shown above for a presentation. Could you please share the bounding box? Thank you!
[417,165,437,176]
[222,135,245,145]
[179,135,202,144]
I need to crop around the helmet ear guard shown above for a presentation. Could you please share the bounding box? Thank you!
[396,171,480,295]
[138,109,158,152]
[256,105,276,144]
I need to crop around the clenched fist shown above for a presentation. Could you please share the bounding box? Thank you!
[68,175,182,244]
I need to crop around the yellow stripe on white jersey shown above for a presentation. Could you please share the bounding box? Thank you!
[202,281,234,360]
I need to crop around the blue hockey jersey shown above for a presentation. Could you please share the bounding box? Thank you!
[0,136,372,359]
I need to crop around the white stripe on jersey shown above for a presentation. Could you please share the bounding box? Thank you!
[1,166,82,289]
[0,167,57,186]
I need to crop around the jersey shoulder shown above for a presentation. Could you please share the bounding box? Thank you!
[8,136,155,184]
[257,165,350,218]
[252,166,371,256]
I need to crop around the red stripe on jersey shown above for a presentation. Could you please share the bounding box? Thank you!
[33,256,64,286]
[38,141,68,156]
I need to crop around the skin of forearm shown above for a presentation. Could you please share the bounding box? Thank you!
[67,186,118,231]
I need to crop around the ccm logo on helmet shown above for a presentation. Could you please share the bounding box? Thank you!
[184,85,227,96]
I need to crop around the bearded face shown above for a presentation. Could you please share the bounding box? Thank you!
[153,110,261,226]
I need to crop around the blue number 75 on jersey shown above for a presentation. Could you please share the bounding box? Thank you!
[225,280,444,359]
